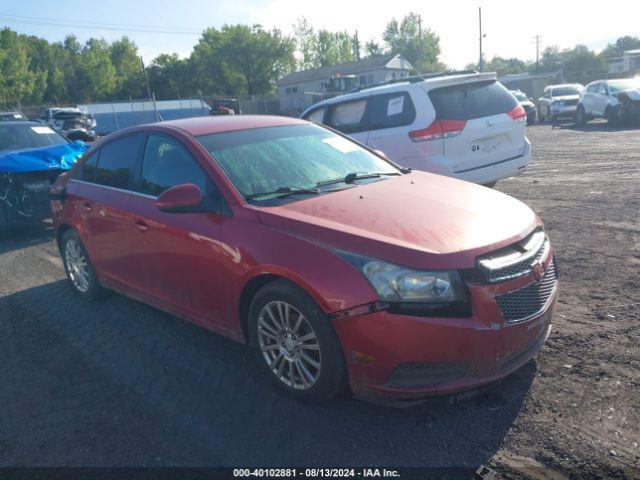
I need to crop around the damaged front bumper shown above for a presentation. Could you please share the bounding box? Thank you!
[0,142,87,226]
[0,170,65,225]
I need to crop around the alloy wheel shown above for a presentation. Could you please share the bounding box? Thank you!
[65,238,91,293]
[257,300,321,390]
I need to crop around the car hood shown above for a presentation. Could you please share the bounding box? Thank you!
[256,172,539,270]
[0,142,88,173]
[615,89,640,101]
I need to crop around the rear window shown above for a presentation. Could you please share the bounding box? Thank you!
[429,80,518,120]
[92,134,144,190]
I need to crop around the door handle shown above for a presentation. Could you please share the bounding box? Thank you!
[83,202,92,212]
[134,219,149,232]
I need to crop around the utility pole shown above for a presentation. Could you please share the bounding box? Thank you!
[140,56,153,102]
[354,30,360,61]
[478,7,484,72]
[533,35,542,73]
[417,14,422,74]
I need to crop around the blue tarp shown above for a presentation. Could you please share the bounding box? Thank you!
[0,141,88,173]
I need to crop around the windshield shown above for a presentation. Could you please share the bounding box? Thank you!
[0,124,68,153]
[197,124,400,202]
[609,79,640,93]
[511,91,528,101]
[551,86,580,97]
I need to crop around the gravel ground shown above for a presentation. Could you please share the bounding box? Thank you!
[0,122,638,478]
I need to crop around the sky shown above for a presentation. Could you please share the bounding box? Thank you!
[1,0,639,68]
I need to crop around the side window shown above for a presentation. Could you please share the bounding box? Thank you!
[140,134,207,197]
[81,151,98,182]
[587,84,598,93]
[598,84,608,95]
[304,107,326,124]
[327,99,368,133]
[93,134,143,189]
[367,92,416,130]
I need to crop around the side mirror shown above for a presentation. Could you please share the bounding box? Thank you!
[374,149,389,160]
[155,183,203,213]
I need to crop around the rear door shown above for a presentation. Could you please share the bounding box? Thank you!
[70,134,145,286]
[365,91,418,163]
[428,80,524,175]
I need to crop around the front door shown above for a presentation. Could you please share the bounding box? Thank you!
[126,133,229,328]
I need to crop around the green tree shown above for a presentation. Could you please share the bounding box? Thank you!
[110,37,144,99]
[364,40,384,58]
[192,24,295,95]
[76,38,117,101]
[383,12,443,72]
[600,36,640,59]
[148,53,195,99]
[466,56,528,76]
[293,18,358,69]
[563,45,607,84]
[0,28,36,107]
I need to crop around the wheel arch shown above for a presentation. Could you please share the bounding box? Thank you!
[236,268,335,343]
[55,222,73,252]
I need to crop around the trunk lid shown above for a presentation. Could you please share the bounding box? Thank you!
[427,80,526,175]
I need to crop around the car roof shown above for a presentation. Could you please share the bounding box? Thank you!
[159,115,308,136]
[301,72,497,114]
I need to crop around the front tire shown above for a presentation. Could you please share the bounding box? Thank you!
[61,229,103,300]
[248,279,348,403]
[575,105,587,126]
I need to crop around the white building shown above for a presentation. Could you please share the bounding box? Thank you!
[277,54,413,115]
[607,49,640,76]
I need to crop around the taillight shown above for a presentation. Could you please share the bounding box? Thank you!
[409,119,466,142]
[508,105,527,123]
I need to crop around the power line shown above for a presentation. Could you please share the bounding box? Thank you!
[0,13,202,35]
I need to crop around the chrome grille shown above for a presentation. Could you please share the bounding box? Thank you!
[477,230,549,283]
[496,261,558,323]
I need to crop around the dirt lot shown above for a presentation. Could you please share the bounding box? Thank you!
[0,123,638,478]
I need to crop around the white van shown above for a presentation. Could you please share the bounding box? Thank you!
[301,72,531,186]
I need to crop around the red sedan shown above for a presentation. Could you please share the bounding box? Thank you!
[50,115,558,405]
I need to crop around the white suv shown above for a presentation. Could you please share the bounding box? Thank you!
[301,72,531,186]
[577,79,640,126]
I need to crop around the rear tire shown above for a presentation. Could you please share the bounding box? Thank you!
[248,279,348,403]
[61,229,103,300]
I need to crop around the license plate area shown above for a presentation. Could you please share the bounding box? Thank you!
[473,135,505,154]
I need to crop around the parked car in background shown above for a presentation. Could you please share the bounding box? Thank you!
[537,84,583,123]
[301,72,531,187]
[0,121,87,227]
[51,115,557,405]
[0,111,28,122]
[510,90,537,125]
[577,79,640,126]
[41,107,97,142]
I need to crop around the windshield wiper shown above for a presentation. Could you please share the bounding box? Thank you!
[245,185,320,201]
[316,171,401,187]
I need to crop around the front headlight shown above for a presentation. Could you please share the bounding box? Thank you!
[338,251,466,303]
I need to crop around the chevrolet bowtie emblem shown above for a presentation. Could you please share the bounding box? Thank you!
[531,262,544,282]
